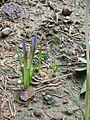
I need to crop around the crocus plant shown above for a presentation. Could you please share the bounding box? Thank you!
[17,36,37,89]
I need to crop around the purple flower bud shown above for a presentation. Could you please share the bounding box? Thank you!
[32,35,37,49]
[23,41,27,55]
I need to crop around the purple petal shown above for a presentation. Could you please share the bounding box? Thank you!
[23,41,27,55]
[32,35,37,49]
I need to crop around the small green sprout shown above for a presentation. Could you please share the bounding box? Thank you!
[53,59,57,76]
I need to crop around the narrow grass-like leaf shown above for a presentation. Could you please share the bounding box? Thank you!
[78,57,87,64]
[85,0,90,119]
[23,68,29,89]
[81,80,86,94]
[23,41,28,88]
[75,66,87,71]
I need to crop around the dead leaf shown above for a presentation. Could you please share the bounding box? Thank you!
[20,87,35,102]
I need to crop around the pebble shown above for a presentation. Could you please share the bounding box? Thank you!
[1,27,12,37]
[1,2,23,22]
[62,8,72,16]
[44,94,52,101]
[63,20,68,24]
[75,20,80,25]
[17,79,22,84]
[58,14,65,21]
[63,17,73,24]
[65,16,70,20]
[64,27,68,32]
[43,94,54,105]
[18,43,22,49]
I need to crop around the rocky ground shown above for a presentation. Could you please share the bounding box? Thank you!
[0,0,87,120]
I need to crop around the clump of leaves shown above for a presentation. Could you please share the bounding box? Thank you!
[17,36,37,89]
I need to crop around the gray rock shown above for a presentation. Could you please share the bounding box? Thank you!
[44,94,52,101]
[2,27,12,36]
[1,2,23,22]
[62,8,72,16]
[58,15,65,21]
[43,94,54,105]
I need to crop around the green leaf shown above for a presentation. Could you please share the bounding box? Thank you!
[75,66,87,71]
[81,80,86,94]
[24,68,30,89]
[78,57,87,64]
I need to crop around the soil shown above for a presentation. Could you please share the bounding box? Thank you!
[0,0,87,120]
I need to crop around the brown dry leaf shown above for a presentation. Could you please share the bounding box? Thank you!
[20,87,35,102]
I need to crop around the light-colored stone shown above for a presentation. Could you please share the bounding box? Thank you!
[2,27,12,36]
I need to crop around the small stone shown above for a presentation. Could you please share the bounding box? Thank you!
[18,43,22,49]
[63,99,69,104]
[58,15,65,21]
[44,94,52,101]
[62,8,72,16]
[43,94,54,105]
[75,20,80,25]
[41,92,45,96]
[1,2,23,22]
[1,27,12,37]
[17,79,21,84]
[64,28,68,32]
[63,20,68,24]
[65,16,70,20]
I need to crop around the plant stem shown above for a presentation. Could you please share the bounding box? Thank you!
[38,37,42,74]
[85,74,90,120]
[24,52,27,88]
[85,0,90,119]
